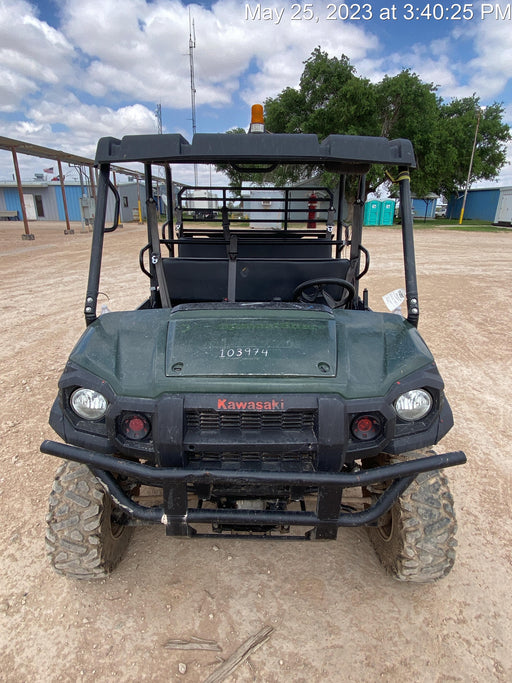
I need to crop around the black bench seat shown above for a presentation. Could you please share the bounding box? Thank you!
[162,256,350,305]
[176,232,334,259]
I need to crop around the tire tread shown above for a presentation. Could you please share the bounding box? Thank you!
[367,450,458,583]
[46,460,132,579]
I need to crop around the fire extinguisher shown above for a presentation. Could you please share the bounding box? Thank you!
[308,192,317,229]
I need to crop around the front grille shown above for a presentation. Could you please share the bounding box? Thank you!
[187,451,316,472]
[185,409,317,432]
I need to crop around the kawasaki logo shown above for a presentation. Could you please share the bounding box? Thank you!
[217,398,285,411]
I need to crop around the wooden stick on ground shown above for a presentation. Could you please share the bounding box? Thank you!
[163,636,222,651]
[204,625,274,683]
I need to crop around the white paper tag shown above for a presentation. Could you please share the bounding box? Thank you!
[383,288,406,312]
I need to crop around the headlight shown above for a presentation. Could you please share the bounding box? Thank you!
[394,389,432,421]
[70,388,108,420]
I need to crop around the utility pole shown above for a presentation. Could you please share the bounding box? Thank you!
[459,106,484,224]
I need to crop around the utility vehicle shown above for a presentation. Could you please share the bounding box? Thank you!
[42,107,466,581]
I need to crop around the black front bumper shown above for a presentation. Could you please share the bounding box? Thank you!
[41,439,466,539]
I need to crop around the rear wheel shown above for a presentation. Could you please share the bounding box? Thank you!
[46,460,133,579]
[366,450,458,583]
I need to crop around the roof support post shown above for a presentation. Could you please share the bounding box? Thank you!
[84,163,110,325]
[112,171,123,227]
[398,168,419,327]
[165,163,173,225]
[136,177,142,223]
[88,164,97,199]
[165,163,174,255]
[336,175,346,257]
[347,174,366,303]
[11,147,34,240]
[58,159,73,235]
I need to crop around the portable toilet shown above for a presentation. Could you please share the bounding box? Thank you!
[379,199,395,226]
[364,199,381,226]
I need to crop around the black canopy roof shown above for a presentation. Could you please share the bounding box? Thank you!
[95,132,416,172]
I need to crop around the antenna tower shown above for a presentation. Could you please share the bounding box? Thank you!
[189,10,198,184]
[155,103,162,134]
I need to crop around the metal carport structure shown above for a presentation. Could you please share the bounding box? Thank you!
[0,136,144,240]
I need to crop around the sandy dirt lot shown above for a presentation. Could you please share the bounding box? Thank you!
[0,220,511,682]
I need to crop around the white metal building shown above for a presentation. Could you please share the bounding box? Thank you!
[494,187,512,226]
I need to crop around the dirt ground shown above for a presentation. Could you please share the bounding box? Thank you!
[0,219,511,682]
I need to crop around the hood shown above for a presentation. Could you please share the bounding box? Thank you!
[68,307,434,399]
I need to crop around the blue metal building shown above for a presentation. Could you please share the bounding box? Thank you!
[446,187,501,221]
[412,197,438,220]
[0,181,89,221]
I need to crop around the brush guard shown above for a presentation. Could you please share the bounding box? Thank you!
[41,440,466,540]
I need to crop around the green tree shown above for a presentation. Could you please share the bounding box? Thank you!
[264,51,443,197]
[436,97,510,197]
[222,49,510,203]
[265,48,377,137]
[373,70,441,197]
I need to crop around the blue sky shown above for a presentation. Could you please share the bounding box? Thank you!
[1,0,511,186]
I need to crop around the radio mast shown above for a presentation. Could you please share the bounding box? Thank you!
[189,10,198,184]
[155,103,162,134]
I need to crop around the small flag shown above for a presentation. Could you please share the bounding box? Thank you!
[44,167,54,173]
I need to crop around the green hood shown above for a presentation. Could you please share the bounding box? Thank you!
[69,307,434,400]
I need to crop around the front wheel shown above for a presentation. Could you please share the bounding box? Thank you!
[366,450,458,583]
[46,460,133,579]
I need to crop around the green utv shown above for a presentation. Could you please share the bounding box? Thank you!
[42,108,466,582]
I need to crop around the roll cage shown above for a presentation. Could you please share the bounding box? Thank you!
[85,132,418,325]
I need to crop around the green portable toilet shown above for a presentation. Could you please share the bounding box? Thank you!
[379,199,395,226]
[364,200,381,225]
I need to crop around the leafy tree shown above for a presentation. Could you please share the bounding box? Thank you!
[265,52,447,199]
[437,97,509,197]
[373,71,441,197]
[264,48,377,137]
[219,49,510,204]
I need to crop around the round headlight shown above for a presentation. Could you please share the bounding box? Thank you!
[394,389,432,421]
[70,388,108,420]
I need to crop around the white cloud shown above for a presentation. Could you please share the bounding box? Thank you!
[0,0,74,109]
[1,96,157,166]
[0,68,35,111]
[382,4,512,102]
[55,0,381,109]
[463,16,512,100]
[200,1,380,107]
[0,0,511,186]
[29,98,157,137]
[60,0,210,107]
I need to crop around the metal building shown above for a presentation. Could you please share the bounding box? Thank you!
[494,187,512,226]
[0,180,92,222]
[446,187,502,222]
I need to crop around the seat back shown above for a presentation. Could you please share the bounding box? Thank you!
[177,233,333,259]
[162,257,350,305]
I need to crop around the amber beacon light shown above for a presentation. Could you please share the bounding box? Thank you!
[249,104,265,133]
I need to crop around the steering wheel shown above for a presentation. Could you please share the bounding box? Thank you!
[293,278,355,308]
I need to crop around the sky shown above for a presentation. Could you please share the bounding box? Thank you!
[1,0,511,187]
